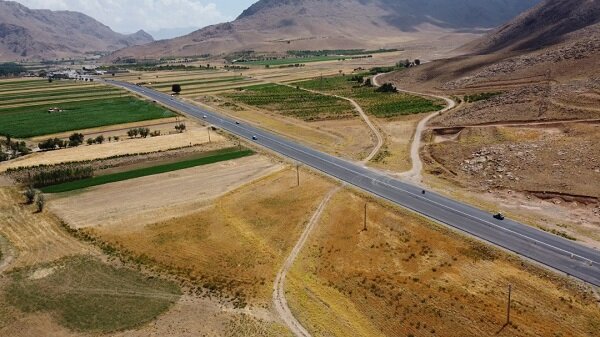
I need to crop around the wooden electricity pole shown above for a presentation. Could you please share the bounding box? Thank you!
[207,127,211,143]
[363,203,368,231]
[506,284,512,325]
[296,165,300,187]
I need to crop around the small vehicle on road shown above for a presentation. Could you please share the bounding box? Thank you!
[252,136,258,140]
[203,115,207,119]
[235,121,240,125]
[493,213,505,220]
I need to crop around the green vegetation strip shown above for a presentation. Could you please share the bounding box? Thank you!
[238,56,344,66]
[0,96,175,138]
[6,256,180,333]
[224,83,355,121]
[42,149,254,193]
[293,75,444,118]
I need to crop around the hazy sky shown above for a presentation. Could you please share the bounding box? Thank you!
[15,0,256,39]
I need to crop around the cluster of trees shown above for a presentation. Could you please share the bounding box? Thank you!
[174,123,186,133]
[30,166,94,188]
[0,63,26,77]
[38,138,67,151]
[24,186,45,212]
[376,83,398,93]
[395,59,421,68]
[127,128,151,138]
[86,135,105,145]
[68,133,85,147]
[1,135,31,161]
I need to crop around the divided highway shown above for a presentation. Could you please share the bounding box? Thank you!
[109,80,600,287]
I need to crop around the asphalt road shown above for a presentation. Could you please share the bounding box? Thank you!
[109,80,600,287]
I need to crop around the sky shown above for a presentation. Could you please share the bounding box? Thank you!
[15,0,257,39]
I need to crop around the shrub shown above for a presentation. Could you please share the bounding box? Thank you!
[376,83,398,93]
[150,130,161,137]
[24,186,36,204]
[38,138,66,151]
[95,135,105,144]
[36,194,45,212]
[68,133,84,147]
[138,128,150,138]
[86,138,95,145]
[174,123,186,133]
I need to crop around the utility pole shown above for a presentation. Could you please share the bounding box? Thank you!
[207,127,211,143]
[506,284,512,325]
[363,203,368,231]
[296,164,300,187]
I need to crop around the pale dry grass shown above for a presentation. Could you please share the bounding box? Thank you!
[369,115,423,173]
[89,169,335,306]
[287,189,600,337]
[49,155,283,229]
[0,187,96,271]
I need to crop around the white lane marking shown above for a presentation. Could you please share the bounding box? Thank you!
[120,83,599,266]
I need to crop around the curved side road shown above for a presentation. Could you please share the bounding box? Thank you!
[281,83,384,163]
[273,187,340,337]
[107,80,600,287]
[372,73,456,184]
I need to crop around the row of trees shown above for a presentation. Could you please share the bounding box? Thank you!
[30,166,94,188]
[127,127,150,138]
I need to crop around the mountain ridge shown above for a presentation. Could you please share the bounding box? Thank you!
[0,0,154,61]
[107,0,540,61]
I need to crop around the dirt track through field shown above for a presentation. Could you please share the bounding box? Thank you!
[373,73,456,184]
[275,83,383,164]
[273,186,340,337]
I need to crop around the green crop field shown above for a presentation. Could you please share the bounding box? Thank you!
[223,84,356,121]
[293,75,444,118]
[149,76,244,89]
[42,149,254,193]
[237,56,344,66]
[5,256,180,333]
[0,96,176,138]
[0,86,120,101]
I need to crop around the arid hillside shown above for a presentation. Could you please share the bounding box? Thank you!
[0,0,153,61]
[107,0,539,61]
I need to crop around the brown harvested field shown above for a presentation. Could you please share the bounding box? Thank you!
[422,123,600,247]
[197,95,374,161]
[287,189,600,337]
[0,187,97,271]
[0,124,226,172]
[49,155,283,229]
[87,168,336,306]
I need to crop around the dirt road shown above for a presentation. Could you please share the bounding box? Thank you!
[273,187,340,337]
[373,73,456,184]
[280,83,384,163]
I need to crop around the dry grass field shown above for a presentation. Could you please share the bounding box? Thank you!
[287,189,600,337]
[49,155,282,229]
[87,168,335,308]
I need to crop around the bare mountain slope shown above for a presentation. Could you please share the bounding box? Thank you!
[468,0,600,53]
[0,1,154,61]
[108,0,539,61]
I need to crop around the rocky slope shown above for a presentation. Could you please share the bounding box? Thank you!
[0,1,154,61]
[107,0,539,61]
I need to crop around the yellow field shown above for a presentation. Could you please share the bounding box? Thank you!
[287,190,600,337]
[88,168,336,307]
